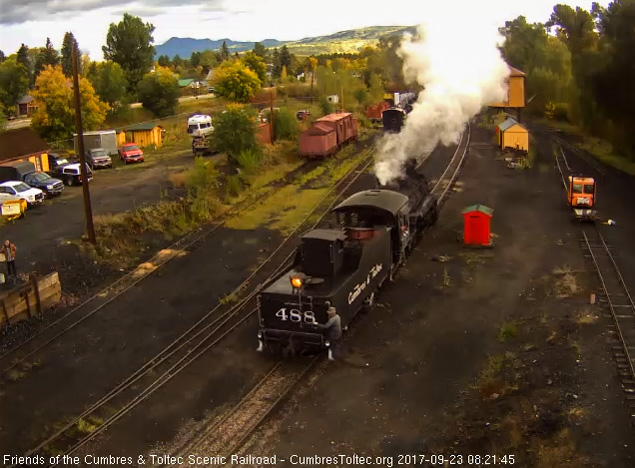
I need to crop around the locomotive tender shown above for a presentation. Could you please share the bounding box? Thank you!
[256,162,437,357]
[382,107,407,133]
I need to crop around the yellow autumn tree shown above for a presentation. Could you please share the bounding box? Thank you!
[31,65,109,141]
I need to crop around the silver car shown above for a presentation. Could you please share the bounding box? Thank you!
[87,148,112,169]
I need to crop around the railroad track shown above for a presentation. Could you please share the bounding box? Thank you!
[431,123,471,203]
[0,156,323,377]
[156,125,474,467]
[580,228,635,423]
[554,136,605,178]
[553,136,635,424]
[16,148,376,468]
[161,358,320,468]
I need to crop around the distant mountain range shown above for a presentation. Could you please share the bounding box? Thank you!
[154,25,417,59]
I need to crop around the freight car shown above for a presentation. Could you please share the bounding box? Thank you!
[256,161,437,358]
[298,112,358,158]
[366,101,391,123]
[382,107,407,133]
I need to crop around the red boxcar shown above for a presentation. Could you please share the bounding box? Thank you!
[366,102,390,121]
[299,112,358,158]
[299,123,338,158]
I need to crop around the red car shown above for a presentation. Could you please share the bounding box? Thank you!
[118,143,144,164]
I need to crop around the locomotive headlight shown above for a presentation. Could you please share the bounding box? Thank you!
[290,276,303,289]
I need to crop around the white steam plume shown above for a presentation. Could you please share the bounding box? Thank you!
[374,11,510,185]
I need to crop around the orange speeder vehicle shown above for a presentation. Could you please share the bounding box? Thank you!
[567,175,597,221]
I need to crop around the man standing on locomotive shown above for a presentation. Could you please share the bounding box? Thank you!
[315,306,342,361]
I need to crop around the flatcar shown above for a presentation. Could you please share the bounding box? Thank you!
[382,107,407,133]
[256,161,437,358]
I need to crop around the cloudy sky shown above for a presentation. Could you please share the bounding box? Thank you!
[0,0,607,61]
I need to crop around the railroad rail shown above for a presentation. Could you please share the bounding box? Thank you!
[580,228,635,423]
[22,125,473,465]
[16,148,376,468]
[554,137,635,424]
[431,123,471,204]
[554,136,605,177]
[158,125,474,465]
[0,156,322,376]
[163,358,320,468]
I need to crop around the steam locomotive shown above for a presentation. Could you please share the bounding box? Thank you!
[256,161,438,358]
[382,107,407,133]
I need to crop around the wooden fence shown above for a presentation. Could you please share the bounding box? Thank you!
[0,272,61,327]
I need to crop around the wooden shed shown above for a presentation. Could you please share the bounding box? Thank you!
[115,128,126,147]
[123,122,164,148]
[15,95,38,117]
[497,118,529,152]
[0,127,50,172]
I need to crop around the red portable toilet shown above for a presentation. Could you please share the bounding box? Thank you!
[462,204,493,246]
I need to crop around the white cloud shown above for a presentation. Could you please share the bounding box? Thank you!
[0,0,608,61]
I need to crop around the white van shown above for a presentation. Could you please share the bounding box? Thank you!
[187,115,213,137]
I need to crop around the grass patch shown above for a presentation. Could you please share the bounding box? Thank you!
[459,251,494,266]
[576,308,599,325]
[442,268,452,287]
[477,352,521,397]
[498,321,519,341]
[76,415,103,434]
[554,273,580,298]
[226,185,329,234]
[534,117,635,176]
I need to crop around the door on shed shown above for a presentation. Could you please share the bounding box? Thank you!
[467,214,481,244]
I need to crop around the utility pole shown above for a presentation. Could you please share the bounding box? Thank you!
[72,45,96,244]
[310,69,314,104]
[269,89,275,144]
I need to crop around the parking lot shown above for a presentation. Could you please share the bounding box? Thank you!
[1,145,193,272]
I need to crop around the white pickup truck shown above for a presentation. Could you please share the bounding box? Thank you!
[0,181,44,206]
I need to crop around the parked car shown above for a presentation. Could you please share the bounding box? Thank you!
[296,109,311,120]
[48,153,70,170]
[49,163,93,186]
[0,181,44,206]
[86,148,112,169]
[0,160,38,183]
[23,172,64,196]
[118,143,144,164]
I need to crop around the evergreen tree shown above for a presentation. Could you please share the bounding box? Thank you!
[61,32,80,77]
[221,41,230,61]
[16,44,29,69]
[0,50,5,65]
[157,55,170,67]
[42,38,60,66]
[252,42,267,58]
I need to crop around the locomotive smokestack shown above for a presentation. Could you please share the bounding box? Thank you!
[374,6,510,185]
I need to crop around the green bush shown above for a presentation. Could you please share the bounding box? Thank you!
[236,149,262,174]
[225,174,243,197]
[273,108,300,141]
[187,157,220,198]
[319,97,334,116]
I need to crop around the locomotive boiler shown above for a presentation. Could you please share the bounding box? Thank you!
[256,163,437,358]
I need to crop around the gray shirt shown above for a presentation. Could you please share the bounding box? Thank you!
[316,314,342,341]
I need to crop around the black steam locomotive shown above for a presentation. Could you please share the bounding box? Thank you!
[256,162,437,358]
[382,107,407,133]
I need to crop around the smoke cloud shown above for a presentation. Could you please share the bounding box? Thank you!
[374,11,510,185]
